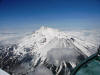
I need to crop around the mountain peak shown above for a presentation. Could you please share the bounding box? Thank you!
[15,27,96,57]
[9,27,97,75]
[37,26,59,33]
[40,26,49,30]
[34,26,62,39]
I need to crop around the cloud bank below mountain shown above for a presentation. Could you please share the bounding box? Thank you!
[0,28,100,46]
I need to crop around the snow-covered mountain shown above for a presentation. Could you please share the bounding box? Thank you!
[0,26,97,75]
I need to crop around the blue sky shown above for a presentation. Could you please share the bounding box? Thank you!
[0,0,100,32]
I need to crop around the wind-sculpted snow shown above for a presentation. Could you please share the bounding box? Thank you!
[0,26,98,75]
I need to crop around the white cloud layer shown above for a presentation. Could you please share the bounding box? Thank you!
[0,29,100,46]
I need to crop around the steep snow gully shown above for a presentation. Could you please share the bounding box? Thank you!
[0,26,97,75]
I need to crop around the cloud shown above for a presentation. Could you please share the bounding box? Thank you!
[0,28,100,46]
[31,65,53,75]
[0,32,24,44]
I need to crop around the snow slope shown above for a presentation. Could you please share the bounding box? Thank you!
[0,69,10,75]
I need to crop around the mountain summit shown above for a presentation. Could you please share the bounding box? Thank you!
[15,26,95,56]
[3,27,97,75]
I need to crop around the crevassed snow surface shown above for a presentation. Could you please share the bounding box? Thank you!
[8,26,97,75]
